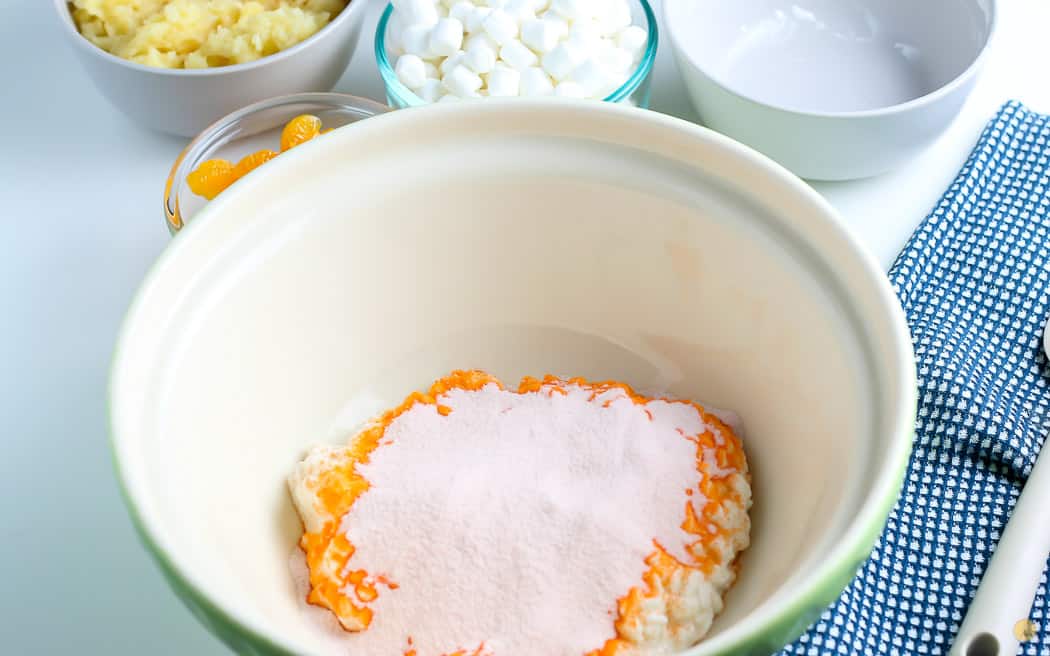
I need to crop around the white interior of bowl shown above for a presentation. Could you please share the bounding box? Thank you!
[111,101,913,655]
[667,0,994,113]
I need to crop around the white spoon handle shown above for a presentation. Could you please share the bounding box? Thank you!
[951,439,1050,656]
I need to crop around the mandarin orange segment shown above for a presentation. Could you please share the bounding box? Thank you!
[232,149,279,179]
[186,158,235,200]
[186,115,331,201]
[281,114,323,151]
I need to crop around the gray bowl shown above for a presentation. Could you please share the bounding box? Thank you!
[53,0,368,137]
[665,0,996,180]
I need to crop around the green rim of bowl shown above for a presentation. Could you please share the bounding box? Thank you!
[374,1,658,107]
[109,99,916,656]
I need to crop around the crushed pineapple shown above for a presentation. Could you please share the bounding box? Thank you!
[70,0,348,69]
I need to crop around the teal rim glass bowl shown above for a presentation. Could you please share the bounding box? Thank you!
[374,0,658,108]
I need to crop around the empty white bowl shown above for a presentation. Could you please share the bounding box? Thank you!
[665,0,996,180]
[110,100,916,654]
[53,0,369,137]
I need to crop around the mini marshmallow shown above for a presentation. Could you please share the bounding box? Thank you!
[482,9,519,45]
[440,50,465,74]
[464,38,498,73]
[520,17,567,54]
[465,6,492,31]
[500,39,538,70]
[541,13,570,35]
[387,14,405,55]
[549,0,593,22]
[392,0,439,28]
[541,41,585,80]
[596,43,632,73]
[570,58,609,96]
[395,54,428,89]
[437,93,461,103]
[617,25,647,59]
[443,64,484,96]
[503,0,536,22]
[595,0,631,35]
[424,60,440,78]
[464,30,499,52]
[486,65,521,96]
[418,77,445,102]
[448,0,474,24]
[520,66,554,95]
[554,81,587,98]
[567,20,601,50]
[400,24,433,58]
[429,17,465,56]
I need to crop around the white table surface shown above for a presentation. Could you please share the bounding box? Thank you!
[1,0,1048,653]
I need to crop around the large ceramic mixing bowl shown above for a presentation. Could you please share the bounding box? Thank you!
[110,100,916,655]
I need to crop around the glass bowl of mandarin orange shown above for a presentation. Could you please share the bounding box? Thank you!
[164,93,390,234]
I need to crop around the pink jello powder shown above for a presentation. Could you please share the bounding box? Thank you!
[297,380,723,656]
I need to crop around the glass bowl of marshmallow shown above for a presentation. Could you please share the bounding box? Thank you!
[375,0,657,107]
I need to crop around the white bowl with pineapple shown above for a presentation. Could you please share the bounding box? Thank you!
[54,0,370,136]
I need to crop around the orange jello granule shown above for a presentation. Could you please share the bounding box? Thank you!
[186,114,326,201]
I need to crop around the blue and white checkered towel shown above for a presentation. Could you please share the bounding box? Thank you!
[782,102,1050,655]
